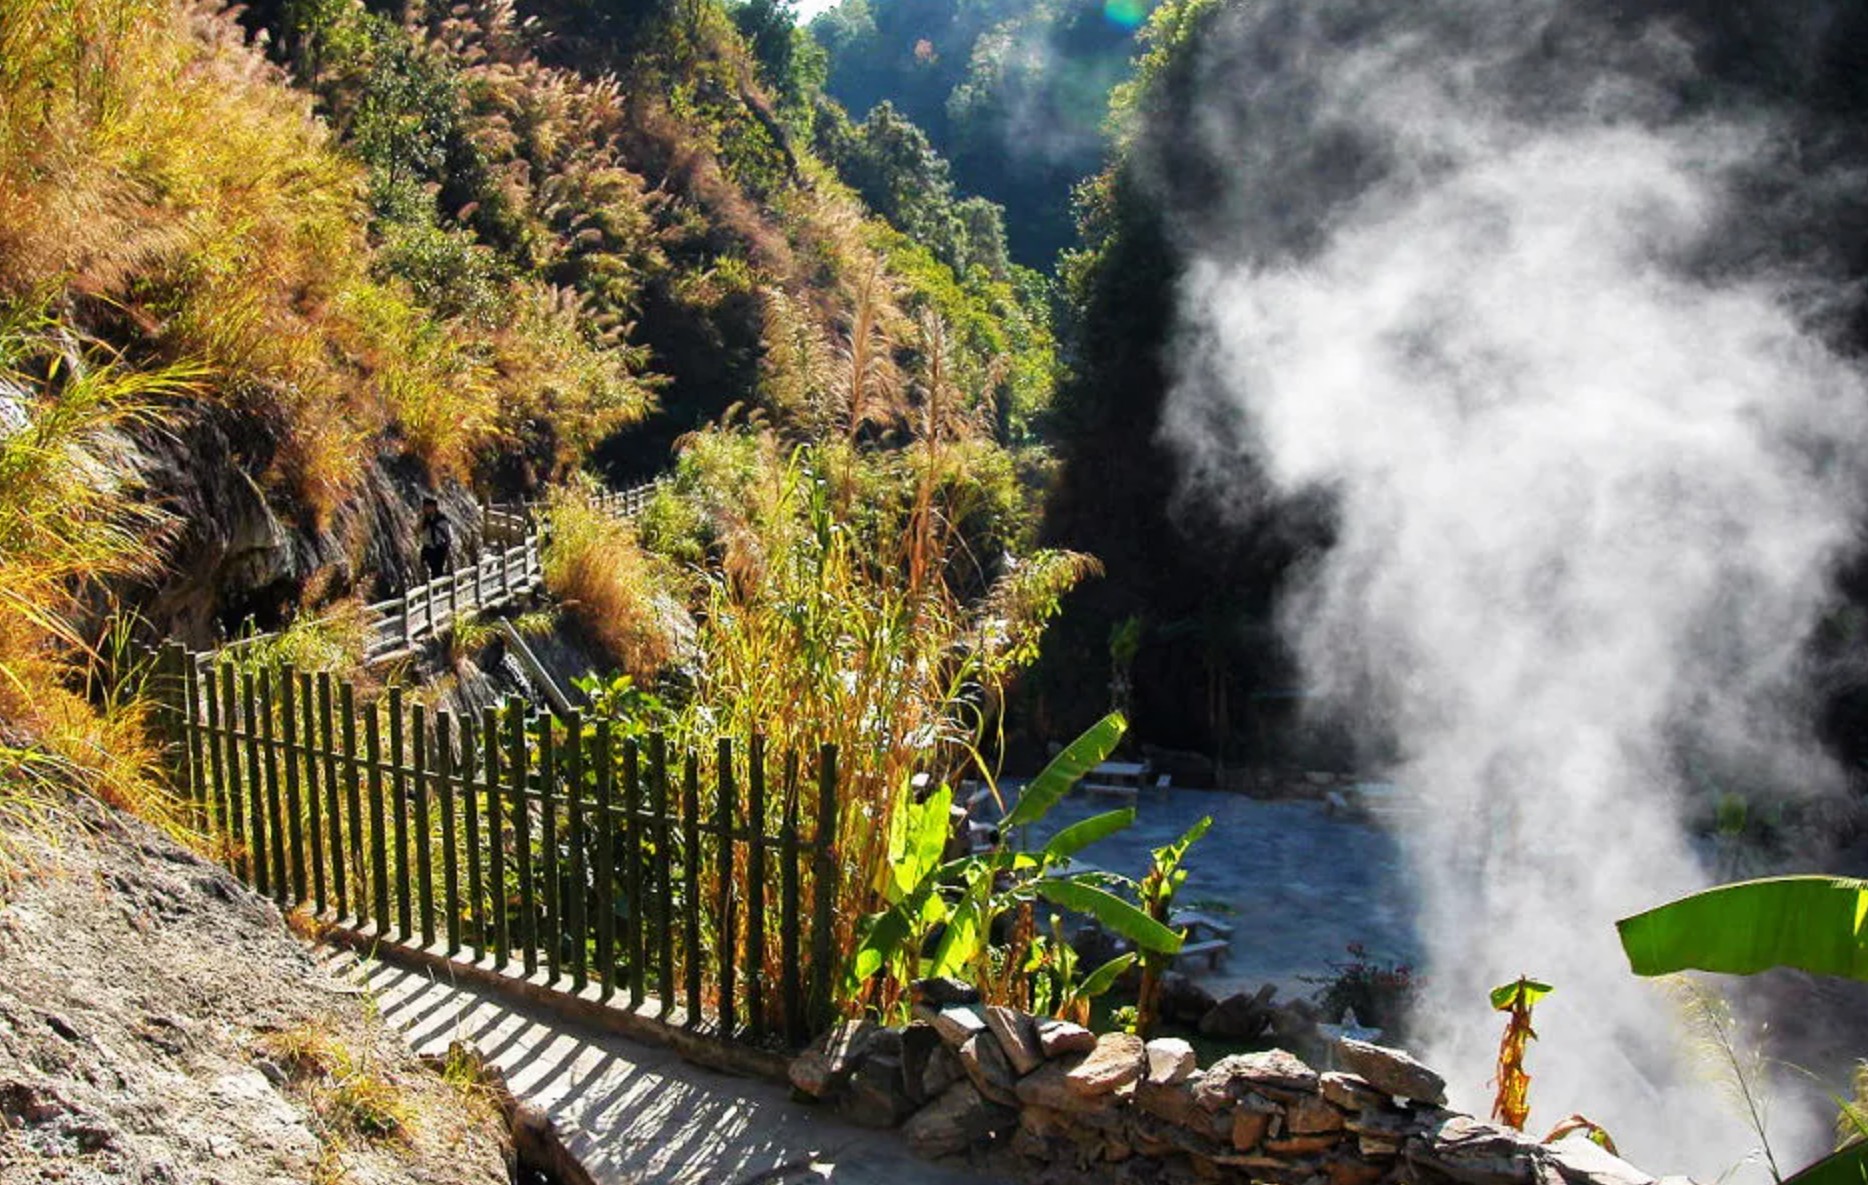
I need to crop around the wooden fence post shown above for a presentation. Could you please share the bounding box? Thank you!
[509,702,537,978]
[438,710,460,957]
[341,676,366,927]
[182,650,208,833]
[746,734,766,1042]
[279,666,306,905]
[483,705,506,968]
[242,671,267,897]
[566,709,588,993]
[299,671,324,916]
[594,719,615,1001]
[810,744,838,1034]
[463,716,484,959]
[682,750,701,1028]
[391,688,411,943]
[716,737,737,1038]
[413,702,434,949]
[362,689,386,933]
[203,659,228,856]
[624,738,645,1009]
[652,732,673,1018]
[260,670,289,904]
[321,674,345,920]
[780,750,803,1046]
[540,715,560,986]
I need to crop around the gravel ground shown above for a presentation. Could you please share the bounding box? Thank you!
[0,796,513,1185]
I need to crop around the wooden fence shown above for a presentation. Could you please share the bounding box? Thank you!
[155,643,842,1048]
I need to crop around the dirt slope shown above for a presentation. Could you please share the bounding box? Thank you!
[0,798,512,1184]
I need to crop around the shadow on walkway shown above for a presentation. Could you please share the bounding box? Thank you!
[324,949,1007,1185]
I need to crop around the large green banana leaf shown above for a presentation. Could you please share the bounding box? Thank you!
[1044,808,1136,862]
[880,784,952,903]
[1036,877,1183,954]
[1783,1142,1867,1185]
[1003,712,1126,830]
[1616,875,1868,980]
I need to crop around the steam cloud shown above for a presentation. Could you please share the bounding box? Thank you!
[1155,0,1868,1171]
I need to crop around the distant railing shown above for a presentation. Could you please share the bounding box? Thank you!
[153,643,842,1048]
[205,476,663,671]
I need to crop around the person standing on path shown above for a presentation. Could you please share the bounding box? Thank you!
[419,496,452,581]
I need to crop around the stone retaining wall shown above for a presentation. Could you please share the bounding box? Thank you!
[789,981,1677,1185]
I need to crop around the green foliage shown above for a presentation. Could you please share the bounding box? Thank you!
[1303,943,1417,1033]
[842,713,1188,1024]
[1002,712,1125,828]
[1617,876,1868,981]
[1489,978,1553,1011]
[571,672,670,739]
[1491,976,1550,1131]
[819,101,1005,279]
[0,301,191,820]
[1618,879,1868,1182]
[811,0,1159,265]
[1029,913,1134,1024]
[1132,813,1210,1036]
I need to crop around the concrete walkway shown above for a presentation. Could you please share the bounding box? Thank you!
[330,949,1009,1185]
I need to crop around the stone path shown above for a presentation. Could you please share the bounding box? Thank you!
[336,949,1011,1185]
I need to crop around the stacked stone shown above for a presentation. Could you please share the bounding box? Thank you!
[788,980,1677,1185]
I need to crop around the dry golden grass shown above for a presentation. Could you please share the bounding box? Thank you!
[540,488,680,677]
[0,304,199,842]
[0,0,615,513]
[257,1021,414,1144]
[652,427,1094,990]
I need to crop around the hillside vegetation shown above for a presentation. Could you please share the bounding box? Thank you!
[812,0,1158,266]
[0,0,1070,862]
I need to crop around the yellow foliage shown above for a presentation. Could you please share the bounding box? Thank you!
[540,489,678,676]
[0,305,193,833]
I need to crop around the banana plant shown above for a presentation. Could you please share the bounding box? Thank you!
[1030,913,1138,1025]
[1618,877,1868,1185]
[1133,815,1213,1037]
[842,712,1186,1020]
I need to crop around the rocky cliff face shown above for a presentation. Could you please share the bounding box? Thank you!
[126,403,487,648]
[0,798,513,1183]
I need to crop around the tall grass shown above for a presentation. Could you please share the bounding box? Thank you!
[651,428,1095,963]
[540,487,681,677]
[0,301,200,830]
[0,0,656,513]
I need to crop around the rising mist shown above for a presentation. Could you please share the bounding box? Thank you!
[1152,0,1868,1171]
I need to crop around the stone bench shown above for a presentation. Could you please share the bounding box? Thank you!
[1172,937,1230,972]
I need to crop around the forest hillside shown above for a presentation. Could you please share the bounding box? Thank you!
[811,0,1156,267]
[0,0,1065,832]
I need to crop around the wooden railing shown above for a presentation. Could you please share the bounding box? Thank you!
[155,644,842,1047]
[207,476,662,671]
[361,534,543,665]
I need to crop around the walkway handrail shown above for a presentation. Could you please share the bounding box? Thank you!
[202,476,663,672]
